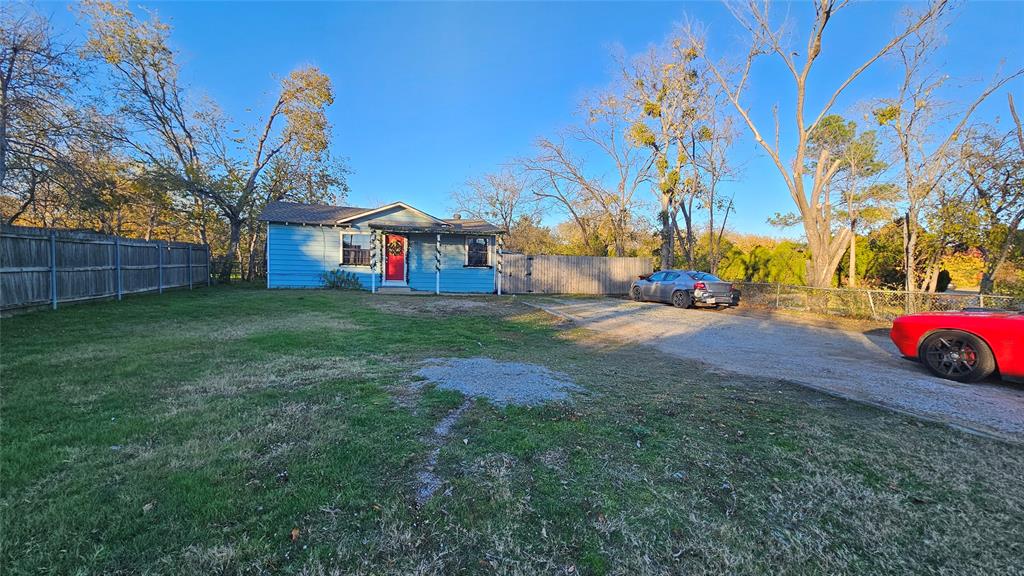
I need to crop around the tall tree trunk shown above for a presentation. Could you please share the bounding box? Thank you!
[245,227,262,281]
[658,196,673,270]
[709,196,733,276]
[980,212,1023,293]
[683,198,695,269]
[848,224,856,288]
[144,204,159,241]
[220,217,242,282]
[902,204,923,294]
[802,215,851,288]
[918,249,941,292]
[612,215,625,257]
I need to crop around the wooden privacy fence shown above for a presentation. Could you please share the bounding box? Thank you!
[501,254,652,295]
[1,224,210,311]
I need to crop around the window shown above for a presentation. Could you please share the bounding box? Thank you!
[662,272,680,281]
[341,234,371,266]
[647,272,667,282]
[466,237,490,267]
[689,272,722,282]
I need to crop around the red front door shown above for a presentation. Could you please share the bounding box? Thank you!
[384,235,406,282]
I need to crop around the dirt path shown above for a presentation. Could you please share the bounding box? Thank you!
[528,297,1024,441]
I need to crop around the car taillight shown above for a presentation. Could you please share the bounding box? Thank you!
[694,282,706,290]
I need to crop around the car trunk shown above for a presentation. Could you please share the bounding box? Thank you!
[702,281,733,296]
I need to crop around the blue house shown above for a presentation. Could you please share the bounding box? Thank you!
[258,201,505,293]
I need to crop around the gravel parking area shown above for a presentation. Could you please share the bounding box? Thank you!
[528,297,1024,441]
[416,357,581,406]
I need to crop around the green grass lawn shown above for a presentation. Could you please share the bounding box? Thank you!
[2,286,1022,575]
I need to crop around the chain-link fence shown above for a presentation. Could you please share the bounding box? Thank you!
[732,282,1024,322]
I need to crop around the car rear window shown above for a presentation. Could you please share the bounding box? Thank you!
[692,272,722,282]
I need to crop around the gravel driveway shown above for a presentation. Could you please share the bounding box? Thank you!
[529,297,1024,441]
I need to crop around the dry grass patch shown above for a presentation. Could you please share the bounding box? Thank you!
[138,311,360,342]
[172,354,390,401]
[367,296,521,318]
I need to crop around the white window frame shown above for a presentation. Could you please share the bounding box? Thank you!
[464,236,491,268]
[340,232,373,267]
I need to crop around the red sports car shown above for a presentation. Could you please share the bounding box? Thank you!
[890,310,1024,383]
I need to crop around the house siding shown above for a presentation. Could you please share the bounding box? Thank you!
[407,233,495,293]
[267,224,375,288]
[266,224,496,293]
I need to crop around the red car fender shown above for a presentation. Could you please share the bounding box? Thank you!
[890,311,1024,381]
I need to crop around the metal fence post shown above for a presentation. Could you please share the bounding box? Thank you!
[206,245,211,286]
[187,245,193,289]
[157,242,163,294]
[49,230,58,310]
[979,293,985,308]
[114,236,122,300]
[775,282,782,308]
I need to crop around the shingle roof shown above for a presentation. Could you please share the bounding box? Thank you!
[258,200,504,234]
[258,201,370,224]
[366,221,504,234]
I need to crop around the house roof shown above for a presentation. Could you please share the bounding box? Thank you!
[336,201,447,225]
[258,201,369,225]
[367,221,503,234]
[258,200,504,234]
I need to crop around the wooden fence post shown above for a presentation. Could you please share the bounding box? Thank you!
[114,236,122,301]
[49,230,58,310]
[187,245,193,289]
[526,256,534,293]
[157,242,163,294]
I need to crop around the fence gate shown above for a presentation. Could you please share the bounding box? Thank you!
[501,253,652,295]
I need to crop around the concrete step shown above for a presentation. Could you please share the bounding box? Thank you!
[375,286,416,295]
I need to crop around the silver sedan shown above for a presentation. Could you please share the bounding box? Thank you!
[629,270,741,309]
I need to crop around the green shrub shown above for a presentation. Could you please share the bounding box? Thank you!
[320,269,363,290]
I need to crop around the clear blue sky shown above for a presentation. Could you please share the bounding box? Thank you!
[44,1,1024,236]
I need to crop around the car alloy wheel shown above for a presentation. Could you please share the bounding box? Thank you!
[920,330,996,383]
[631,286,642,301]
[671,290,691,309]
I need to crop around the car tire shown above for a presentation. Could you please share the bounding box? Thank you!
[918,330,996,383]
[671,290,692,309]
[630,286,642,302]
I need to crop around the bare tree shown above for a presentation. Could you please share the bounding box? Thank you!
[704,0,950,287]
[958,97,1024,293]
[621,36,702,268]
[520,94,652,256]
[0,8,113,223]
[451,168,536,233]
[686,80,737,274]
[804,115,891,287]
[81,1,337,280]
[873,14,1023,292]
